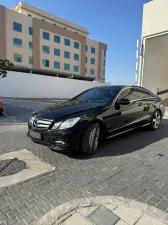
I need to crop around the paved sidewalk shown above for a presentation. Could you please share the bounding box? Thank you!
[37,196,168,225]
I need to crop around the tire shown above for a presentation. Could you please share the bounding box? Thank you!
[150,110,161,130]
[82,122,100,155]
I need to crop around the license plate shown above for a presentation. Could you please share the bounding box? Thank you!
[30,130,41,139]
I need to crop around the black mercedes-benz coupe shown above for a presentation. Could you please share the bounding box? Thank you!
[28,85,165,154]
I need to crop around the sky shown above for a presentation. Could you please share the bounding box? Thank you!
[1,0,150,84]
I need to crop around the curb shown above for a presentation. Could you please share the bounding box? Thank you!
[2,112,9,117]
[1,112,27,125]
[36,196,168,225]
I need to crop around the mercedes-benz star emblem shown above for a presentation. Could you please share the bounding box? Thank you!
[33,119,38,128]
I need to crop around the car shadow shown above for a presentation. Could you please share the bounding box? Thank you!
[68,118,168,160]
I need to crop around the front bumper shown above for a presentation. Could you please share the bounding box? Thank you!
[27,126,82,152]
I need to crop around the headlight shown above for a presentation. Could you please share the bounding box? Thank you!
[59,117,80,129]
[29,116,35,124]
[52,122,62,130]
[51,117,80,130]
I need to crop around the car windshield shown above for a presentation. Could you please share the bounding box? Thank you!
[72,86,122,103]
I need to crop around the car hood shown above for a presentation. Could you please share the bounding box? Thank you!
[33,100,107,121]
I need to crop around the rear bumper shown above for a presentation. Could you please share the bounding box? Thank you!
[0,104,3,113]
[27,126,82,152]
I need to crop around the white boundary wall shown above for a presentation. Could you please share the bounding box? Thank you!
[0,72,107,99]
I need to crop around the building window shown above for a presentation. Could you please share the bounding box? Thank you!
[86,45,88,52]
[64,51,70,59]
[53,23,56,26]
[64,38,70,46]
[64,63,70,71]
[14,53,22,63]
[85,68,87,74]
[90,69,95,75]
[103,70,105,77]
[29,42,33,50]
[29,27,33,36]
[54,48,60,56]
[85,57,87,63]
[43,31,50,40]
[29,56,33,64]
[42,19,45,22]
[74,65,79,72]
[13,22,22,33]
[91,47,95,54]
[28,14,32,17]
[13,38,22,47]
[54,61,60,69]
[104,59,106,67]
[54,35,60,44]
[74,42,79,49]
[42,59,49,67]
[64,27,67,30]
[74,53,79,61]
[90,58,95,64]
[43,45,50,54]
[104,49,106,57]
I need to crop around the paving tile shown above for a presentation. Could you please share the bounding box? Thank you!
[88,205,120,225]
[77,206,99,217]
[113,206,143,225]
[135,214,166,225]
[103,204,118,212]
[116,220,129,225]
[62,212,92,225]
[6,217,18,225]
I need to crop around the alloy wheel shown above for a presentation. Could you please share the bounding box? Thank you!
[152,111,161,129]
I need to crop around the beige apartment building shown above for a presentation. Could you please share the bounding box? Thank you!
[0,2,107,83]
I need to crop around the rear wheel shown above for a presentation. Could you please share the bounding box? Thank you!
[82,123,100,155]
[150,110,161,130]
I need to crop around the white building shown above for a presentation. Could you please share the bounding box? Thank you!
[139,0,168,102]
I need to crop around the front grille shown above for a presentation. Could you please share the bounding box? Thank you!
[34,119,52,129]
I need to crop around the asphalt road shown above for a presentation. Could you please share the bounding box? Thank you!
[3,99,55,122]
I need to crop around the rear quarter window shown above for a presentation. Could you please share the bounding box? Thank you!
[138,90,152,99]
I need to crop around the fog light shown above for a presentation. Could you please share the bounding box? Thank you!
[55,141,65,145]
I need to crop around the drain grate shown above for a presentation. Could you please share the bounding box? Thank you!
[0,158,26,177]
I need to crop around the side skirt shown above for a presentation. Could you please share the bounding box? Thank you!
[107,123,151,139]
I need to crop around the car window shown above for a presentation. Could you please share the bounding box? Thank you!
[73,87,122,103]
[138,90,151,99]
[118,88,139,101]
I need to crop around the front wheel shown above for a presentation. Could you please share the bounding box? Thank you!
[82,123,100,155]
[150,110,161,130]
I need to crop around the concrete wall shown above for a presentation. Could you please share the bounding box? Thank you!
[142,0,168,37]
[0,71,107,99]
[142,34,168,98]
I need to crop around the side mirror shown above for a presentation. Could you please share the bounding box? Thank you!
[118,98,130,105]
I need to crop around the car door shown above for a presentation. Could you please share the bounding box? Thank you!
[137,89,156,120]
[109,88,142,133]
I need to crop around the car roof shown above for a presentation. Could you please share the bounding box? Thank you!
[89,85,153,93]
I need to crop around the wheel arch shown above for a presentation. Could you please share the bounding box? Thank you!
[79,119,108,149]
[156,108,162,118]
